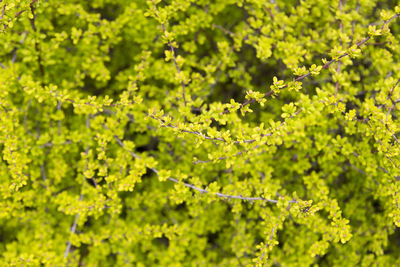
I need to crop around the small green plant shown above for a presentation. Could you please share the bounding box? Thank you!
[1,0,400,266]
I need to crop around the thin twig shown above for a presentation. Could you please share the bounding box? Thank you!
[38,140,73,148]
[29,0,45,80]
[193,109,303,164]
[57,100,62,135]
[387,78,400,99]
[84,117,98,188]
[366,124,400,169]
[0,4,5,20]
[258,204,291,265]
[151,0,187,106]
[11,31,27,63]
[150,109,302,146]
[350,0,360,44]
[335,0,343,97]
[379,119,400,144]
[114,135,296,204]
[64,194,83,259]
[222,14,399,115]
[40,163,47,182]
[212,24,236,37]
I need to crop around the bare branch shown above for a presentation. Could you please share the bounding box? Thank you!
[149,109,302,146]
[0,4,5,20]
[114,135,297,204]
[335,0,343,97]
[222,14,400,115]
[11,31,27,63]
[151,0,187,106]
[258,204,291,265]
[64,194,83,259]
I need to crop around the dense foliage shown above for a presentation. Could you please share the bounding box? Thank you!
[1,0,400,266]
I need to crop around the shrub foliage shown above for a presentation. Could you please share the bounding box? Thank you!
[1,0,400,266]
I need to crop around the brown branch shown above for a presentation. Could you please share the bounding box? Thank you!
[14,10,25,18]
[388,78,400,99]
[16,0,37,18]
